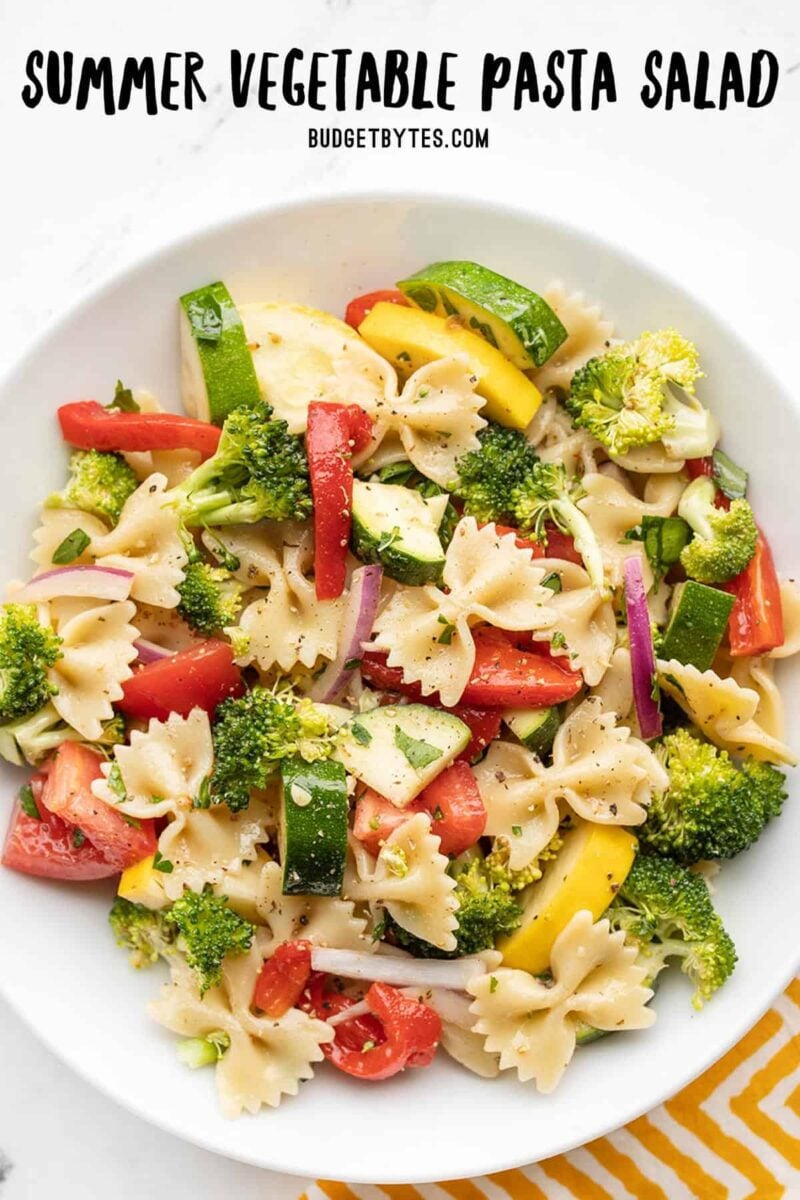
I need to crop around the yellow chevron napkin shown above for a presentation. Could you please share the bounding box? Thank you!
[307,978,800,1200]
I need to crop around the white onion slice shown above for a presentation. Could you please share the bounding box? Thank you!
[309,564,383,703]
[14,565,134,604]
[310,946,499,992]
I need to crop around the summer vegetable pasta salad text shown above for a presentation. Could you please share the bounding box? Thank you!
[2,262,798,1113]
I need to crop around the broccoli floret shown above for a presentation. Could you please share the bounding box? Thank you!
[210,686,334,812]
[641,727,786,863]
[0,704,125,766]
[47,449,138,525]
[168,889,254,994]
[608,851,737,1007]
[176,1031,231,1068]
[566,329,716,459]
[511,462,605,590]
[485,830,564,891]
[169,404,311,527]
[451,423,540,524]
[0,605,62,721]
[109,897,177,969]
[387,854,522,958]
[177,561,243,636]
[677,476,758,583]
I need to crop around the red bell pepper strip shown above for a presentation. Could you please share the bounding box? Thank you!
[306,976,440,1080]
[117,640,244,721]
[453,707,503,762]
[493,523,582,565]
[345,289,410,330]
[725,530,784,656]
[361,627,582,708]
[38,741,157,871]
[58,401,221,459]
[252,940,312,1017]
[306,402,374,601]
[304,972,386,1054]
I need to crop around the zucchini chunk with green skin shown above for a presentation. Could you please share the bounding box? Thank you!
[660,581,735,672]
[351,479,447,586]
[503,706,561,756]
[180,281,262,425]
[279,757,349,896]
[336,704,471,807]
[398,261,567,370]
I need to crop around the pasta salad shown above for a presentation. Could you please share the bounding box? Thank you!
[2,261,798,1115]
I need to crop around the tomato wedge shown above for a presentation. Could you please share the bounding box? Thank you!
[39,742,156,871]
[345,289,409,330]
[3,775,119,881]
[305,976,440,1080]
[117,640,244,721]
[304,972,386,1054]
[252,940,312,1017]
[58,401,220,459]
[354,763,486,858]
[306,402,374,601]
[361,627,582,709]
[725,530,784,656]
[493,523,582,565]
[417,762,486,857]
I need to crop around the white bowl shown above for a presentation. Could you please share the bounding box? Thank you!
[0,194,797,1184]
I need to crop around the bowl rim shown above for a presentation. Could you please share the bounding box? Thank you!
[1,188,798,1183]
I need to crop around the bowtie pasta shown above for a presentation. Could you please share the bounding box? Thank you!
[1,262,796,1113]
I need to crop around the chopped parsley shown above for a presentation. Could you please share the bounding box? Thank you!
[109,379,139,412]
[489,976,499,994]
[351,721,372,746]
[153,850,174,874]
[106,763,127,803]
[19,784,41,820]
[540,571,563,594]
[394,725,443,770]
[436,614,456,645]
[186,293,223,342]
[52,528,91,565]
[551,631,568,651]
[72,828,86,849]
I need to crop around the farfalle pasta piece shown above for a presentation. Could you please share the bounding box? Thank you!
[344,812,459,952]
[31,507,108,571]
[658,659,797,765]
[201,522,290,587]
[149,939,331,1116]
[529,284,615,396]
[468,910,654,1092]
[369,358,486,488]
[529,558,616,686]
[589,646,634,721]
[371,519,556,706]
[235,527,344,672]
[473,742,561,870]
[46,598,138,740]
[159,794,276,902]
[721,652,785,742]
[526,393,604,477]
[92,708,214,820]
[245,859,373,952]
[91,473,188,608]
[770,580,800,659]
[578,472,686,589]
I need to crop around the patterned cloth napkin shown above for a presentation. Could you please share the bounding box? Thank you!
[297,979,800,1200]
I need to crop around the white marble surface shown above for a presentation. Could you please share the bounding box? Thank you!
[0,0,798,1194]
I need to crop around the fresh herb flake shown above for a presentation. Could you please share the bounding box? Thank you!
[351,721,372,746]
[511,824,523,837]
[712,448,748,500]
[52,528,91,565]
[72,828,86,849]
[344,658,362,671]
[186,294,223,342]
[106,762,127,803]
[540,571,563,594]
[153,850,174,874]
[551,631,568,651]
[436,614,456,645]
[19,784,41,820]
[393,725,442,770]
[193,777,211,809]
[489,975,499,994]
[109,379,139,412]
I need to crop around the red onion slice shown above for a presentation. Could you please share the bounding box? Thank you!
[134,638,176,664]
[309,564,383,703]
[14,565,134,604]
[624,555,662,740]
